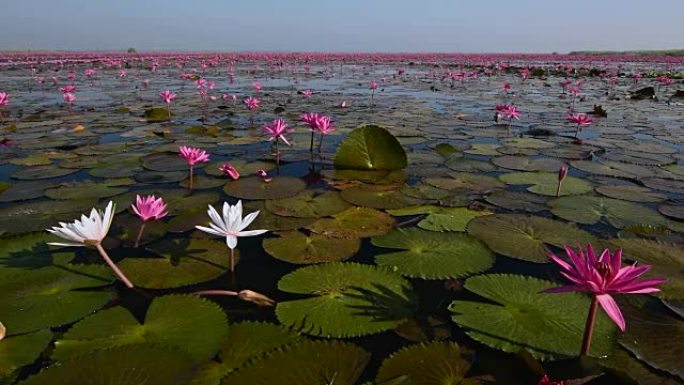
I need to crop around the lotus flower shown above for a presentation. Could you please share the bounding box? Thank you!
[0,92,8,106]
[567,113,592,138]
[263,118,293,160]
[46,201,134,288]
[219,162,240,180]
[131,194,168,247]
[546,244,665,354]
[63,92,75,105]
[179,146,210,191]
[195,201,268,271]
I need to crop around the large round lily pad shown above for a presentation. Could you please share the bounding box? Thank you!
[0,329,52,379]
[500,171,592,196]
[52,295,229,363]
[484,190,548,212]
[549,196,666,229]
[263,231,360,264]
[118,238,232,289]
[45,181,128,200]
[467,214,598,263]
[372,228,494,279]
[307,207,395,239]
[596,184,666,202]
[11,166,79,180]
[334,125,407,171]
[449,274,617,360]
[492,156,566,172]
[340,184,421,209]
[276,263,417,338]
[426,173,504,193]
[570,160,653,179]
[601,348,682,385]
[223,177,306,200]
[265,190,351,218]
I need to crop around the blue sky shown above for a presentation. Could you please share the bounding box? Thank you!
[1,0,683,52]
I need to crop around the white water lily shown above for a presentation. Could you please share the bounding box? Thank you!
[196,200,268,271]
[47,201,115,247]
[45,201,134,288]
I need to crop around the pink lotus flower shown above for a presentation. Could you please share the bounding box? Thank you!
[118,69,126,78]
[502,82,511,92]
[568,113,592,138]
[338,100,349,108]
[0,92,8,106]
[301,89,313,98]
[257,169,272,183]
[131,194,168,222]
[159,90,177,104]
[546,244,665,354]
[503,105,520,120]
[63,92,75,104]
[244,96,260,111]
[179,146,210,191]
[369,81,379,90]
[263,118,293,146]
[219,163,240,180]
[252,81,262,92]
[59,85,76,93]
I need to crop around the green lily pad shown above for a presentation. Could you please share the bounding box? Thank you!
[464,143,500,156]
[601,348,682,385]
[641,177,684,194]
[387,205,492,232]
[11,165,79,180]
[203,159,276,177]
[484,190,548,212]
[276,262,416,338]
[500,172,592,196]
[620,302,684,379]
[134,170,187,184]
[223,177,306,200]
[449,274,617,360]
[467,214,598,263]
[372,228,494,279]
[307,207,395,239]
[550,196,667,229]
[53,294,229,363]
[596,185,666,202]
[0,330,52,379]
[492,155,566,172]
[118,238,232,289]
[399,184,451,200]
[18,345,196,385]
[141,152,192,172]
[179,174,225,189]
[244,201,316,231]
[220,340,370,385]
[659,202,684,220]
[263,231,360,264]
[265,190,351,218]
[144,107,171,122]
[426,173,504,193]
[334,125,407,171]
[340,185,421,209]
[570,160,653,179]
[323,169,407,185]
[376,342,489,385]
[0,267,114,335]
[44,181,128,200]
[503,138,556,149]
[0,181,55,202]
[445,157,497,173]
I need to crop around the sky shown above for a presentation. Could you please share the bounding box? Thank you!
[1,0,683,53]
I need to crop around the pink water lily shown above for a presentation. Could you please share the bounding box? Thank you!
[546,244,665,355]
[179,146,210,191]
[263,118,293,146]
[159,89,176,121]
[131,194,168,247]
[567,113,592,138]
[219,162,240,180]
[0,92,8,106]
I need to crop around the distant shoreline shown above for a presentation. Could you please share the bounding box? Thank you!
[569,49,684,56]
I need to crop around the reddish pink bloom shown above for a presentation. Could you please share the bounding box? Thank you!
[63,92,75,104]
[59,85,76,93]
[179,146,210,166]
[502,82,511,92]
[256,169,272,183]
[338,100,349,108]
[503,105,520,120]
[159,90,177,104]
[244,96,260,111]
[0,92,8,106]
[219,163,240,180]
[252,81,262,92]
[546,244,665,331]
[558,166,569,182]
[131,194,168,222]
[539,375,564,385]
[301,89,313,97]
[369,81,379,90]
[567,114,593,126]
[262,118,293,145]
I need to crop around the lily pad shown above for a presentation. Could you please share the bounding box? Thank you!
[485,190,548,212]
[426,173,504,193]
[601,348,682,385]
[0,330,53,379]
[53,295,229,363]
[307,207,395,239]
[570,160,652,179]
[467,214,598,263]
[45,181,128,200]
[549,196,666,228]
[244,201,316,231]
[596,185,666,202]
[11,165,79,180]
[223,177,306,200]
[449,274,617,360]
[141,152,191,172]
[0,267,114,335]
[340,184,421,209]
[134,170,187,184]
[265,190,351,218]
[372,228,494,279]
[118,238,232,289]
[276,262,416,338]
[334,125,407,171]
[144,107,172,122]
[500,172,592,196]
[492,156,566,172]
[179,174,225,189]
[263,231,360,264]
[0,181,56,202]
[376,342,489,385]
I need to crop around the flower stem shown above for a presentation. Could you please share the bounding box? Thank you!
[555,181,562,197]
[318,134,324,153]
[134,222,146,248]
[167,105,171,122]
[230,248,236,272]
[189,166,194,191]
[309,131,314,153]
[95,243,134,288]
[580,295,599,356]
[194,290,239,297]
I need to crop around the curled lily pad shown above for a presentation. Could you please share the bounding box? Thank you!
[449,274,617,360]
[549,196,666,229]
[334,125,407,171]
[467,214,598,263]
[223,177,306,200]
[307,207,395,239]
[0,267,114,335]
[18,345,196,385]
[119,238,232,289]
[53,295,229,363]
[372,228,494,279]
[596,184,666,202]
[340,184,422,209]
[263,231,360,264]
[220,340,370,385]
[376,342,490,385]
[0,329,52,379]
[500,172,592,196]
[276,262,416,338]
[492,155,566,172]
[265,190,351,218]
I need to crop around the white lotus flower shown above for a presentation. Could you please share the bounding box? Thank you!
[196,200,268,249]
[47,201,115,247]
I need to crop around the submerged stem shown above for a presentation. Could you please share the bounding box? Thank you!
[95,243,134,288]
[580,295,599,356]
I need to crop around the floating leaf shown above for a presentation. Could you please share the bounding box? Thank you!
[141,152,191,172]
[223,177,306,200]
[44,181,127,200]
[426,173,504,193]
[549,196,666,229]
[571,160,653,179]
[500,172,592,196]
[467,214,598,263]
[307,207,395,239]
[144,107,171,123]
[276,263,416,338]
[596,185,666,202]
[11,165,79,180]
[265,190,351,218]
[244,201,316,231]
[449,274,617,360]
[485,190,548,212]
[445,157,496,173]
[376,342,489,385]
[334,125,407,171]
[601,348,682,385]
[119,238,231,289]
[340,184,421,209]
[53,295,229,363]
[372,228,494,279]
[492,156,566,172]
[0,330,52,379]
[263,231,360,264]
